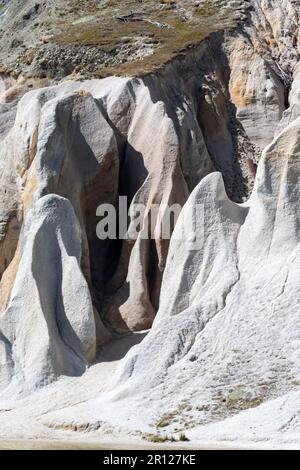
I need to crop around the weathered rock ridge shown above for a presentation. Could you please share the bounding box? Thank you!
[0,195,96,394]
[1,30,259,359]
[114,115,300,431]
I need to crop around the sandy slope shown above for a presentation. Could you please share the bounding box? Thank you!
[0,333,146,441]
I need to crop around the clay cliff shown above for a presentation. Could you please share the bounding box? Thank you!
[0,0,300,449]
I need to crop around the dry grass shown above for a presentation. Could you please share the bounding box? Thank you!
[49,0,246,76]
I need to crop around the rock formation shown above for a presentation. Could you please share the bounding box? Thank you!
[115,115,300,431]
[1,58,251,347]
[0,0,300,449]
[0,195,96,394]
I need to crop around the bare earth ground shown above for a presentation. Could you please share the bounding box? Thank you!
[0,333,295,450]
[0,332,263,450]
[0,439,256,450]
[0,334,148,441]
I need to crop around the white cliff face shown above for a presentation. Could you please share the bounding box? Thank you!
[0,194,96,396]
[113,116,300,429]
[227,0,300,152]
[229,42,286,151]
[29,114,300,449]
[0,68,219,345]
[0,0,300,449]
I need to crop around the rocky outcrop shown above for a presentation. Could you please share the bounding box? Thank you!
[28,97,300,447]
[0,194,96,395]
[114,114,300,433]
[1,0,300,449]
[227,0,300,151]
[0,36,257,350]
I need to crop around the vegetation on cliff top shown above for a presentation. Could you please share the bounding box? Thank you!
[0,0,248,78]
[52,0,247,76]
